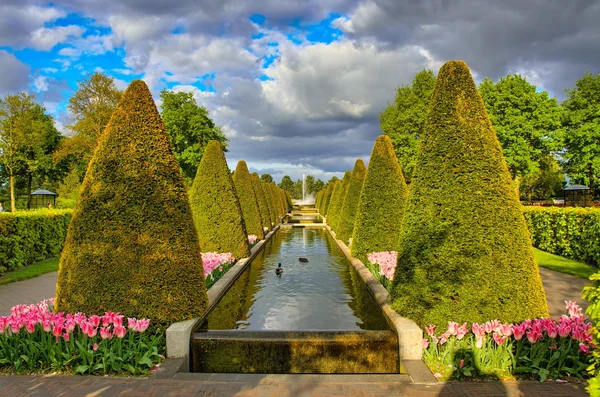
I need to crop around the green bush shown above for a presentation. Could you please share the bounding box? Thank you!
[55,80,208,328]
[233,161,264,239]
[523,206,600,266]
[251,173,272,232]
[189,140,250,260]
[261,181,277,227]
[328,171,351,232]
[351,135,408,263]
[391,60,548,328]
[269,183,283,220]
[315,190,323,212]
[337,159,367,243]
[321,182,335,216]
[0,209,72,274]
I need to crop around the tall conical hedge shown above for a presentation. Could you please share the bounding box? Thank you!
[189,141,250,259]
[327,181,342,217]
[391,60,548,328]
[252,173,271,232]
[321,182,335,216]
[261,181,277,226]
[55,80,208,327]
[337,159,367,243]
[270,183,283,219]
[233,161,264,240]
[315,190,323,211]
[328,171,351,232]
[351,135,408,263]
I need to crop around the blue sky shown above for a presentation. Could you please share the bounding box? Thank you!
[0,0,598,183]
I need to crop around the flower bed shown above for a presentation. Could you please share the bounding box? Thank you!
[366,251,397,290]
[422,302,592,382]
[248,234,259,249]
[202,252,235,290]
[0,299,163,375]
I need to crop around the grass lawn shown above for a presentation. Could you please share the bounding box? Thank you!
[533,248,596,279]
[0,258,59,286]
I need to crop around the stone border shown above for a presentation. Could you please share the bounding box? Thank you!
[164,226,280,370]
[324,225,437,384]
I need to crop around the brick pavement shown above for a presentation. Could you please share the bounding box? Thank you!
[0,374,588,397]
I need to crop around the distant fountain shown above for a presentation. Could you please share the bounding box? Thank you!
[294,174,315,205]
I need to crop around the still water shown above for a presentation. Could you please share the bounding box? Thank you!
[201,228,390,331]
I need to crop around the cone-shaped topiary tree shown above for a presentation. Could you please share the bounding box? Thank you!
[351,135,408,263]
[337,159,367,243]
[315,190,323,211]
[391,60,548,328]
[261,181,277,227]
[321,182,335,216]
[269,183,282,220]
[55,80,208,327]
[252,173,271,232]
[328,171,351,232]
[233,161,264,240]
[189,140,250,259]
[327,180,342,217]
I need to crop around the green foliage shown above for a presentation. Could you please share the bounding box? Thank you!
[584,273,600,396]
[260,174,273,183]
[321,182,335,215]
[562,71,600,191]
[337,159,367,243]
[251,173,271,232]
[519,155,565,200]
[0,209,72,274]
[55,80,208,328]
[190,140,250,259]
[56,168,81,209]
[351,135,408,263]
[479,74,563,194]
[261,180,277,227]
[328,171,351,232]
[160,90,228,181]
[533,247,596,279]
[523,206,600,266]
[278,175,294,195]
[392,61,548,329]
[233,161,264,239]
[327,180,342,216]
[380,69,436,183]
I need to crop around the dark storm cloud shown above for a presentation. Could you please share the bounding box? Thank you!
[0,51,30,94]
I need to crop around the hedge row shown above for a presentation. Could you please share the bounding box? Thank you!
[523,206,600,266]
[0,209,72,274]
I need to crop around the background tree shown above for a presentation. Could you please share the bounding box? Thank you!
[160,90,228,181]
[56,72,121,180]
[313,178,325,193]
[260,174,273,183]
[0,93,58,211]
[278,175,294,195]
[380,69,436,183]
[562,72,600,191]
[479,74,563,196]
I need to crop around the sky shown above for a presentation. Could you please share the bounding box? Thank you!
[1,0,599,183]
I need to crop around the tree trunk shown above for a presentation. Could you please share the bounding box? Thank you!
[27,174,32,210]
[9,171,16,212]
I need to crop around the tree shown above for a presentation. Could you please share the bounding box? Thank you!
[160,90,228,181]
[251,172,272,232]
[293,179,303,200]
[189,141,250,259]
[328,171,351,232]
[350,135,408,263]
[261,180,277,226]
[260,174,273,183]
[233,161,264,239]
[321,182,335,215]
[58,72,121,180]
[337,159,367,243]
[562,72,600,191]
[55,80,208,327]
[380,69,436,183]
[391,60,548,329]
[0,93,58,211]
[479,74,563,196]
[278,175,294,195]
[520,155,565,201]
[313,178,325,193]
[327,176,339,184]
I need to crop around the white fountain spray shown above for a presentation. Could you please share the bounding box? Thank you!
[302,174,306,203]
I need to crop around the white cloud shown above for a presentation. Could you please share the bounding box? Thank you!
[30,25,85,51]
[58,47,81,57]
[0,5,65,48]
[34,76,49,92]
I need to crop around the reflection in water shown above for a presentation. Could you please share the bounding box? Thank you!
[202,228,390,331]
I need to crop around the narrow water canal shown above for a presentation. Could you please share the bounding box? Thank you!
[200,227,390,331]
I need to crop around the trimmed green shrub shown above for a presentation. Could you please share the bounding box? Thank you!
[269,183,282,219]
[315,190,323,211]
[252,173,271,232]
[321,182,335,216]
[233,161,264,240]
[328,171,351,232]
[0,209,72,274]
[190,140,250,260]
[337,159,367,243]
[261,181,277,227]
[391,60,548,328]
[523,206,600,266]
[327,181,342,217]
[351,135,408,263]
[55,80,208,327]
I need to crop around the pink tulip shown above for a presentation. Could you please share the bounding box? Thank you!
[87,327,98,338]
[579,343,589,354]
[113,315,124,327]
[527,329,542,344]
[439,331,450,345]
[93,343,99,351]
[89,315,101,327]
[127,318,137,330]
[52,324,63,337]
[459,359,465,369]
[546,323,558,339]
[475,336,484,349]
[43,321,52,333]
[425,325,436,337]
[135,319,150,333]
[493,333,507,345]
[566,301,582,317]
[63,332,70,342]
[456,323,469,340]
[558,323,571,338]
[512,324,526,341]
[100,327,112,339]
[422,338,430,349]
[447,322,459,336]
[65,320,76,334]
[499,323,512,337]
[113,325,127,338]
[471,323,485,338]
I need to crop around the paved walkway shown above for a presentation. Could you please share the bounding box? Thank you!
[0,272,58,316]
[539,267,591,317]
[0,374,588,396]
